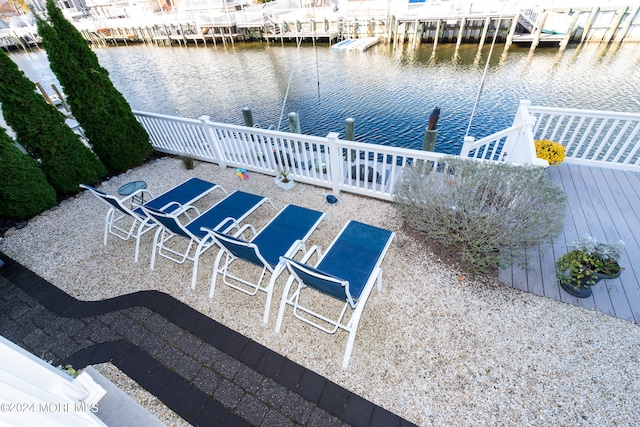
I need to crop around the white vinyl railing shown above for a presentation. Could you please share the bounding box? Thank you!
[460,100,547,167]
[527,104,640,171]
[135,100,640,202]
[460,99,640,172]
[460,122,547,166]
[134,111,447,201]
[0,335,107,426]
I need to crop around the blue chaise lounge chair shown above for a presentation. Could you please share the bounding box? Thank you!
[275,220,395,369]
[141,190,272,287]
[202,204,326,323]
[80,178,224,262]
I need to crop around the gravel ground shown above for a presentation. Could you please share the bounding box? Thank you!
[2,156,639,426]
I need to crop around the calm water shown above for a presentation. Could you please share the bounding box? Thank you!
[6,41,640,154]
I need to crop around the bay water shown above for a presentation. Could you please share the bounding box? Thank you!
[6,41,640,154]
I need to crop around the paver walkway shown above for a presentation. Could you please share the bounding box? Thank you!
[0,253,416,427]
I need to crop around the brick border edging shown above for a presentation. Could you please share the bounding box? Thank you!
[56,340,247,426]
[0,252,415,427]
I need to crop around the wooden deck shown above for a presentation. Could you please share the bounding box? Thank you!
[499,163,640,324]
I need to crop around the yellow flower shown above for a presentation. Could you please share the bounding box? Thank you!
[535,139,566,166]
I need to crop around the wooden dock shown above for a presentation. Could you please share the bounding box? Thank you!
[2,4,639,53]
[500,163,640,324]
[262,29,340,43]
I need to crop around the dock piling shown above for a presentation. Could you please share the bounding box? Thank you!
[604,6,628,43]
[51,84,71,114]
[614,5,639,43]
[422,107,440,152]
[243,107,254,127]
[503,15,518,53]
[529,12,548,52]
[345,118,355,141]
[432,19,441,54]
[581,7,600,43]
[411,19,420,49]
[34,81,53,105]
[288,112,300,134]
[345,118,356,161]
[288,112,302,152]
[560,12,580,51]
[422,130,438,152]
[455,18,466,55]
[477,16,491,55]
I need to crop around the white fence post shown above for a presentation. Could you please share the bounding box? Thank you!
[505,100,547,166]
[198,115,227,170]
[327,132,341,195]
[460,136,475,157]
[505,121,531,165]
[524,116,549,167]
[516,99,531,120]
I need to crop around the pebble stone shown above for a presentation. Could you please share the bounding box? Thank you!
[1,156,639,426]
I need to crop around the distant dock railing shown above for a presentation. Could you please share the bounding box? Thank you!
[135,100,640,203]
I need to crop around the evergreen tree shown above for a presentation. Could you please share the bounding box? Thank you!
[43,0,109,78]
[0,127,57,218]
[0,50,106,193]
[36,0,153,173]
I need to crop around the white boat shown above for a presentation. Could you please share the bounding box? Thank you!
[542,12,575,35]
[332,37,380,52]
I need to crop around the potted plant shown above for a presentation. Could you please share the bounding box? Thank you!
[275,168,294,191]
[556,235,624,298]
[535,139,566,166]
[315,160,327,174]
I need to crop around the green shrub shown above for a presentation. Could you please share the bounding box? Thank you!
[42,0,110,79]
[393,156,567,274]
[0,50,106,193]
[37,0,153,173]
[181,156,194,170]
[0,128,57,218]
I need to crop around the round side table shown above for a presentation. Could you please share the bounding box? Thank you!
[118,180,147,205]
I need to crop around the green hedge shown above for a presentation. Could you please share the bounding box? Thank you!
[0,50,106,193]
[0,128,57,218]
[37,0,153,173]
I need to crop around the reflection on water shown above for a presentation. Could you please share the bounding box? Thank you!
[6,41,640,154]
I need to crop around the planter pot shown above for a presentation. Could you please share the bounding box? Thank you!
[599,264,622,279]
[560,280,598,298]
[559,268,605,298]
[275,175,294,191]
[315,161,327,174]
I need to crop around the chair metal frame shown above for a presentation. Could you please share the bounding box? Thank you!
[141,191,272,288]
[80,178,224,262]
[275,220,395,369]
[203,205,325,324]
[80,184,154,252]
